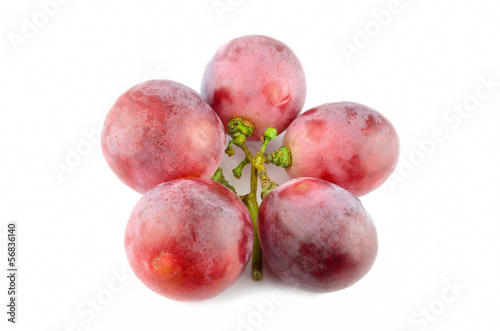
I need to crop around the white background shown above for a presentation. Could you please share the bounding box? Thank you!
[1,0,500,330]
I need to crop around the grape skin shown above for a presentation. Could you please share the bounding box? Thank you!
[283,102,400,196]
[125,178,254,301]
[101,80,225,194]
[258,178,378,293]
[201,35,307,140]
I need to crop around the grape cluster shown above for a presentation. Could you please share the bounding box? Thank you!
[102,35,400,301]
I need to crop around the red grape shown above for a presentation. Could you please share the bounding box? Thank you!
[283,102,399,196]
[201,35,306,140]
[125,178,254,301]
[101,80,225,194]
[258,177,378,292]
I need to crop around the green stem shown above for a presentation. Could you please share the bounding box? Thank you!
[243,164,262,281]
[259,127,278,154]
[211,167,236,193]
[225,120,281,281]
[239,143,254,162]
[264,145,292,168]
[225,141,235,156]
[255,166,278,199]
[233,158,250,179]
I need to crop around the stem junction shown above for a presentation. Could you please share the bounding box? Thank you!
[212,116,290,281]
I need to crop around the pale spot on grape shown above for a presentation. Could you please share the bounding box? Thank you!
[305,119,326,143]
[293,182,311,195]
[191,119,213,150]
